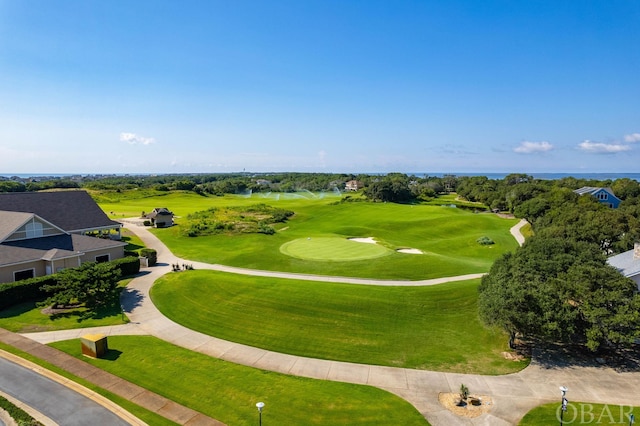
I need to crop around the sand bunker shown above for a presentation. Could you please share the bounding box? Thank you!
[397,248,423,255]
[349,237,377,244]
[348,238,423,254]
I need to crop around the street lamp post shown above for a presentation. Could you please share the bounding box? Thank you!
[630,413,635,426]
[559,386,568,426]
[256,402,265,426]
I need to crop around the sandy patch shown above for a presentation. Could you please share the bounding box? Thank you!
[349,237,377,244]
[438,393,493,418]
[397,248,423,254]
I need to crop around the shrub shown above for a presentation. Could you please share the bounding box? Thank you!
[0,276,56,310]
[143,220,152,226]
[476,236,495,245]
[139,248,157,266]
[460,384,469,401]
[111,256,141,276]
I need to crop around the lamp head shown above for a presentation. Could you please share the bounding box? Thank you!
[559,386,568,396]
[256,402,265,412]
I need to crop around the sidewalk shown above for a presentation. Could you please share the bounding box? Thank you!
[0,328,224,426]
[17,221,640,425]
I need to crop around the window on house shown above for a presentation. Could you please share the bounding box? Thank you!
[95,254,110,263]
[14,269,35,281]
[598,192,608,200]
[25,221,44,238]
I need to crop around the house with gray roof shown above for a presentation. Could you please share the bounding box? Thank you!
[0,191,126,283]
[573,186,621,208]
[607,243,640,291]
[145,207,174,228]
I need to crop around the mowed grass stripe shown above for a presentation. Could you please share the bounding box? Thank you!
[151,270,527,374]
[51,336,428,426]
[280,237,391,261]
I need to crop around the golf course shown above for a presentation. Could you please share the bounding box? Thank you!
[99,190,519,280]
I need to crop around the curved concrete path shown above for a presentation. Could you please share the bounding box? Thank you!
[22,221,640,425]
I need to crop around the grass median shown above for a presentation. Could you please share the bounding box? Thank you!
[151,270,527,374]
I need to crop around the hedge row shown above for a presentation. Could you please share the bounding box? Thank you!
[0,275,55,310]
[0,395,42,425]
[0,256,140,310]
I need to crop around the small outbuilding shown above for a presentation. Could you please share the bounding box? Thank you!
[146,208,174,228]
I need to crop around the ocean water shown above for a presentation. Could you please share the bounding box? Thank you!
[2,172,640,181]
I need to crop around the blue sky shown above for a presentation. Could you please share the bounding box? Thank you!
[1,1,639,174]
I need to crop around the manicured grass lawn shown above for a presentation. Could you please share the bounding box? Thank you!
[151,270,527,374]
[98,191,519,280]
[280,237,392,261]
[520,402,638,425]
[0,342,176,426]
[50,336,429,426]
[0,279,131,333]
[121,228,145,252]
[0,301,126,332]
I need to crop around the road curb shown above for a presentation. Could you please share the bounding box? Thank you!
[0,349,146,426]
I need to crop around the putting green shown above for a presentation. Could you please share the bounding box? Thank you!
[280,237,392,261]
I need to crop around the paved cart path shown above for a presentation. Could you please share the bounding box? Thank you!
[21,221,640,425]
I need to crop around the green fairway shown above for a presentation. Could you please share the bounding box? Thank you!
[50,336,429,426]
[280,237,392,261]
[98,191,519,280]
[151,270,527,374]
[519,402,638,425]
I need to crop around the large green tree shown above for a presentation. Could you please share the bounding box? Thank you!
[478,236,640,351]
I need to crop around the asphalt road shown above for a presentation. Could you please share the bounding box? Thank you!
[0,357,130,426]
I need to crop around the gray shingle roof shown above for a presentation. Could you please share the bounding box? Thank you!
[0,234,126,267]
[0,191,120,233]
[607,250,640,279]
[0,211,36,242]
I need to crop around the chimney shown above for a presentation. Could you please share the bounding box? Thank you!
[635,242,640,259]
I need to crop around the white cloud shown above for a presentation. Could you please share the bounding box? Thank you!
[119,132,156,145]
[624,133,640,143]
[578,140,631,154]
[513,141,554,154]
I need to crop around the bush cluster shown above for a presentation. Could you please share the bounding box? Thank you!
[0,256,140,310]
[476,236,495,245]
[0,276,55,310]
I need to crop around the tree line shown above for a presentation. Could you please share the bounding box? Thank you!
[472,175,640,352]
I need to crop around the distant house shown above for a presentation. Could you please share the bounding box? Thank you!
[146,208,174,228]
[0,191,126,283]
[573,187,621,208]
[255,179,271,186]
[607,243,640,291]
[345,180,363,191]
